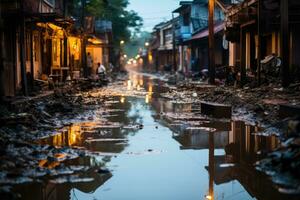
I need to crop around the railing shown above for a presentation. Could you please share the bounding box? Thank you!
[191,18,208,33]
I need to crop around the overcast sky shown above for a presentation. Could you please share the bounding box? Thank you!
[127,0,181,32]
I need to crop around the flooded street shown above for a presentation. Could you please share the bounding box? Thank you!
[1,0,300,199]
[11,71,297,200]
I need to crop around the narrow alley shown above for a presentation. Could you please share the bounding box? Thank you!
[1,1,300,200]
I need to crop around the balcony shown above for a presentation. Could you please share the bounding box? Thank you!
[175,26,192,42]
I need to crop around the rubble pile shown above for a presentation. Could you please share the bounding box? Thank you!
[256,119,300,194]
[162,81,300,125]
[0,80,124,196]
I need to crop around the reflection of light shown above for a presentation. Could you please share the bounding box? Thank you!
[88,38,103,45]
[68,125,81,146]
[68,37,81,60]
[148,84,153,93]
[148,52,153,63]
[127,80,132,90]
[138,58,143,65]
[137,84,141,91]
[120,96,125,103]
[139,79,143,86]
[53,134,63,146]
[205,195,212,200]
[145,94,150,103]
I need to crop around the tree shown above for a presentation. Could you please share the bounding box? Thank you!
[68,0,143,46]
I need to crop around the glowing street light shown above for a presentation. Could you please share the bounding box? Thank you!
[145,42,149,47]
[120,40,125,45]
[123,54,127,58]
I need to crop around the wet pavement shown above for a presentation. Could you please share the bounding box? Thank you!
[10,71,300,200]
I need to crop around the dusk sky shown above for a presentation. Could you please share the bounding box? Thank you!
[128,0,181,32]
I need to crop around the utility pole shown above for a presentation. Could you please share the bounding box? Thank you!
[30,28,34,89]
[20,0,28,96]
[172,13,177,72]
[257,0,262,86]
[0,2,3,98]
[81,0,87,78]
[281,0,290,87]
[208,132,215,200]
[208,0,215,84]
[63,0,68,71]
[240,27,246,87]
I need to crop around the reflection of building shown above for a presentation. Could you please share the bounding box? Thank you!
[201,121,290,200]
[39,122,128,153]
[174,130,229,150]
[170,117,292,199]
[15,156,112,200]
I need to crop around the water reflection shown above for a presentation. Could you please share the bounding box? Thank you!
[170,117,294,200]
[12,72,299,200]
[14,156,112,200]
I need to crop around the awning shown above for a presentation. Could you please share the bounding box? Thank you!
[183,22,225,44]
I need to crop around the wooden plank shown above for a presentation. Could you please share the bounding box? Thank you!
[201,101,232,118]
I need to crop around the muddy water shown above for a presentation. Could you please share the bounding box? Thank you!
[13,72,298,200]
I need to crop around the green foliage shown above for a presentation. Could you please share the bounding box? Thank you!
[68,0,143,46]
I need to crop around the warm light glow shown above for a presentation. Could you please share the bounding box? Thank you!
[68,125,81,146]
[136,54,140,59]
[120,40,125,45]
[123,54,127,58]
[133,60,137,64]
[137,84,141,91]
[139,79,143,86]
[68,37,81,60]
[148,84,153,93]
[88,38,103,45]
[48,23,64,37]
[205,195,212,200]
[120,96,125,103]
[127,80,132,90]
[139,58,144,65]
[145,94,150,103]
[148,52,153,63]
[145,42,149,47]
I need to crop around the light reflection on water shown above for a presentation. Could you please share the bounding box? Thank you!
[13,72,298,200]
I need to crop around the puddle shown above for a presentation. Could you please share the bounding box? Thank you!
[10,72,299,200]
